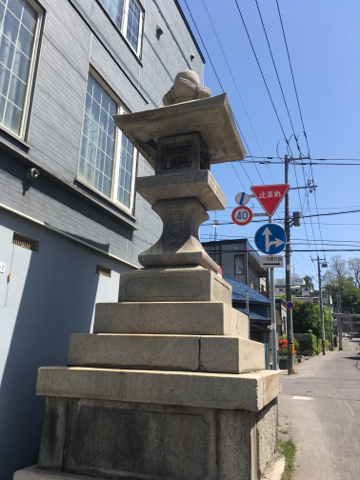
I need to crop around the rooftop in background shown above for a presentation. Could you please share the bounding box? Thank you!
[224,276,270,304]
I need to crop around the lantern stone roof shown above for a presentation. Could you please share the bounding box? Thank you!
[113,93,246,169]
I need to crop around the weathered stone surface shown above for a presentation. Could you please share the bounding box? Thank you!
[263,368,283,407]
[138,198,219,272]
[162,70,211,106]
[218,410,257,480]
[68,333,200,371]
[137,169,225,211]
[37,367,282,411]
[113,93,246,168]
[15,401,276,480]
[118,267,232,304]
[38,397,70,470]
[94,301,249,337]
[14,466,97,480]
[64,400,216,479]
[257,400,277,475]
[200,336,265,373]
[67,334,264,373]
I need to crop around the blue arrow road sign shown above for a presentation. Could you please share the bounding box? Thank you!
[254,223,286,254]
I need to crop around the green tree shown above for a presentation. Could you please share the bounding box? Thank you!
[303,275,314,290]
[348,258,360,289]
[293,301,322,338]
[322,255,359,313]
[323,307,332,338]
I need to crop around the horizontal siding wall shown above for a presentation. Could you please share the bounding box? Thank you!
[3,0,202,265]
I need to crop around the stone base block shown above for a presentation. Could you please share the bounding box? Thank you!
[118,267,232,304]
[36,367,281,412]
[14,466,98,480]
[15,398,277,480]
[67,334,265,374]
[94,301,249,337]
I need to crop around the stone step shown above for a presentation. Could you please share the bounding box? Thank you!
[37,366,282,412]
[67,333,265,374]
[118,267,232,304]
[94,301,249,337]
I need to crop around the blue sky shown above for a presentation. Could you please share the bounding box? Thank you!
[178,0,360,285]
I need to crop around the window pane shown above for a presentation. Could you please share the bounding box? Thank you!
[8,0,23,20]
[22,1,37,32]
[8,73,26,107]
[0,0,37,135]
[78,74,116,198]
[126,0,140,51]
[99,0,123,29]
[117,133,134,208]
[4,101,21,133]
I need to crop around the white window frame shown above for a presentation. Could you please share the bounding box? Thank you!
[99,0,144,57]
[77,69,138,216]
[0,0,43,139]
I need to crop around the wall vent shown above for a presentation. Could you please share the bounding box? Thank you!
[96,265,111,277]
[12,232,39,252]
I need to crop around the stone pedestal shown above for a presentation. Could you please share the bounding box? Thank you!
[14,267,281,480]
[14,79,281,480]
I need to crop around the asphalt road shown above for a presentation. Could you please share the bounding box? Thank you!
[279,335,360,480]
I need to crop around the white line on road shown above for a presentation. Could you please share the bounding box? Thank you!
[292,396,314,400]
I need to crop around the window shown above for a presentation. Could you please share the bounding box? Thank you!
[234,255,244,275]
[99,0,143,55]
[0,0,42,137]
[78,72,137,213]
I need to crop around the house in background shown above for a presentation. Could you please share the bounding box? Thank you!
[223,276,271,369]
[276,282,333,311]
[202,238,268,295]
[0,0,204,477]
[275,298,287,336]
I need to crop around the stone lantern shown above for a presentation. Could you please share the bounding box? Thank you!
[114,70,246,274]
[15,71,282,480]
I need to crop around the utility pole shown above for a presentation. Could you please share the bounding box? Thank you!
[284,155,294,374]
[315,255,328,355]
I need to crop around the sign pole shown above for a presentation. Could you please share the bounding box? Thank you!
[269,216,279,428]
[268,216,277,372]
[285,155,294,374]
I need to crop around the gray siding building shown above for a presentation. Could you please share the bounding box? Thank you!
[0,0,204,477]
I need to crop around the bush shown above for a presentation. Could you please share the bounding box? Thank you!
[317,337,322,354]
[278,335,299,355]
[317,338,331,353]
[295,333,318,356]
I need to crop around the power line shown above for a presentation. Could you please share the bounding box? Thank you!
[275,0,310,155]
[201,0,274,183]
[246,156,360,161]
[233,0,290,141]
[254,0,300,152]
[202,208,360,226]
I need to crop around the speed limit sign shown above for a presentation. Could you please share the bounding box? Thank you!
[231,206,253,226]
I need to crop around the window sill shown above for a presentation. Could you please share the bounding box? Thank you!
[75,177,135,219]
[0,125,31,153]
[0,135,139,230]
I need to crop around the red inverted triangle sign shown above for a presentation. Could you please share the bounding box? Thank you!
[250,184,290,217]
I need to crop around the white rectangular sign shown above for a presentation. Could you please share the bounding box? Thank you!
[260,255,284,268]
[0,262,5,273]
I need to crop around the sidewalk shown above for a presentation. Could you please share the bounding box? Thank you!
[277,341,360,480]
